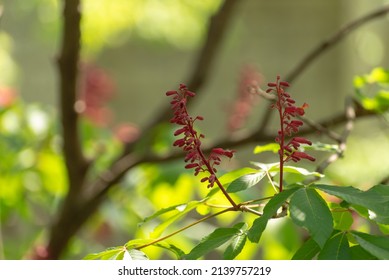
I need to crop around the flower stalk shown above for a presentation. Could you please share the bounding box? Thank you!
[266,76,315,192]
[166,84,238,208]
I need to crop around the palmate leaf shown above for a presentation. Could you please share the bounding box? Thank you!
[318,231,351,260]
[314,184,389,224]
[351,231,389,260]
[248,188,300,243]
[185,223,247,260]
[289,188,333,248]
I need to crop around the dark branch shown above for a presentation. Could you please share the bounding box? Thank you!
[124,0,241,154]
[258,4,389,132]
[46,0,89,260]
[57,0,88,191]
[286,4,389,83]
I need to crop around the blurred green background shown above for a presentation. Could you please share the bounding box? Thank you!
[1,0,389,259]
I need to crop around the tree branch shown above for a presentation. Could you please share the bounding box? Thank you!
[285,4,389,83]
[124,0,241,154]
[45,0,89,259]
[258,4,389,132]
[57,0,88,192]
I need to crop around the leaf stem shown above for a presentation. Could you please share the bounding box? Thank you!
[134,207,234,250]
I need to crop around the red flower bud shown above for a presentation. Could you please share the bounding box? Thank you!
[280,81,290,87]
[166,90,177,96]
[185,163,198,169]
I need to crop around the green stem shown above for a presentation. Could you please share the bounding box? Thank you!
[134,207,234,250]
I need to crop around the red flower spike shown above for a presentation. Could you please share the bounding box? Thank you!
[166,84,238,208]
[266,76,315,192]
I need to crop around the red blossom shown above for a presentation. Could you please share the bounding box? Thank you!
[166,84,235,189]
[227,65,263,134]
[267,75,315,191]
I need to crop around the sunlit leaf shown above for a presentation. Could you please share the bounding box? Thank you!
[124,239,184,259]
[218,167,258,186]
[223,223,248,260]
[83,246,126,260]
[248,188,300,243]
[289,188,333,247]
[314,184,389,224]
[154,243,185,260]
[332,207,353,231]
[292,238,320,260]
[227,170,266,193]
[148,201,201,238]
[253,143,279,154]
[185,225,242,260]
[126,249,149,260]
[318,231,351,260]
[351,231,389,260]
[269,165,323,178]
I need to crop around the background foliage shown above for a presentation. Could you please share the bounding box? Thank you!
[1,0,389,259]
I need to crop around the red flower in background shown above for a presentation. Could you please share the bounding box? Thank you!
[77,63,115,126]
[227,65,263,133]
[0,87,17,108]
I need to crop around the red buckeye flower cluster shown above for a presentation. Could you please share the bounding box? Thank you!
[266,76,315,191]
[266,76,315,163]
[166,84,235,188]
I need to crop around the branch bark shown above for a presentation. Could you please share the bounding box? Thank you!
[46,0,89,259]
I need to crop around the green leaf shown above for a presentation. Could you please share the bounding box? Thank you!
[227,171,266,193]
[126,249,149,260]
[291,238,320,260]
[185,226,241,260]
[124,239,184,259]
[205,167,258,198]
[351,231,389,260]
[140,201,200,225]
[314,184,389,224]
[289,188,333,247]
[144,201,201,238]
[83,246,127,260]
[248,188,300,243]
[269,165,323,178]
[378,224,389,235]
[350,245,377,260]
[154,243,185,259]
[332,208,353,231]
[218,167,258,186]
[223,223,248,260]
[318,231,351,260]
[253,143,280,154]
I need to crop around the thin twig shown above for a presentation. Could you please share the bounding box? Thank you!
[259,4,389,133]
[124,0,241,154]
[304,97,356,184]
[134,207,234,250]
